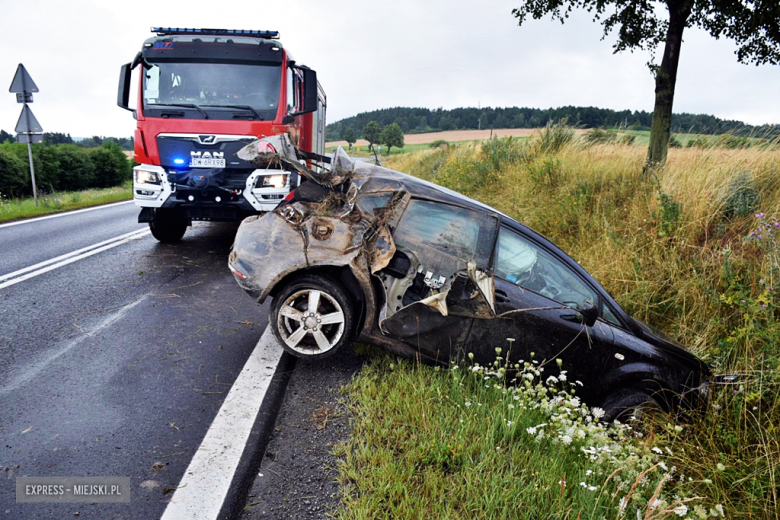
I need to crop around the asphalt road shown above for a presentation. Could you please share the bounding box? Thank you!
[0,204,283,519]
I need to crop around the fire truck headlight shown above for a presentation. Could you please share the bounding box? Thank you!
[260,174,288,189]
[135,170,161,185]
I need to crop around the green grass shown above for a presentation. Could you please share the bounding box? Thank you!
[0,180,132,223]
[336,127,780,518]
[338,350,724,519]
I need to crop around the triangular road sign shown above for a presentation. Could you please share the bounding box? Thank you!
[9,64,39,94]
[15,105,43,133]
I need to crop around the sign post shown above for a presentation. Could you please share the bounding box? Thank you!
[9,64,42,205]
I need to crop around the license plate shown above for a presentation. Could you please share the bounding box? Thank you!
[189,158,226,168]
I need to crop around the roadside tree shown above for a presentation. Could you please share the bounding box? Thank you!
[512,0,780,174]
[344,127,357,150]
[362,121,382,152]
[381,123,405,156]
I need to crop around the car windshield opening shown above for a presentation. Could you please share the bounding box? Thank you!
[143,61,281,120]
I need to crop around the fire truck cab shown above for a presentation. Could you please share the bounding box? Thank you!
[118,27,326,242]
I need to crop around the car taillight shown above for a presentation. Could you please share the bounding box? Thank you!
[283,190,295,202]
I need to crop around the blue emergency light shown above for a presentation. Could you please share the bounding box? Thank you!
[173,158,185,165]
[151,28,279,39]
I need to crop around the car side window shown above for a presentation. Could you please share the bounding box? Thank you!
[494,227,597,311]
[602,303,622,327]
[393,199,496,266]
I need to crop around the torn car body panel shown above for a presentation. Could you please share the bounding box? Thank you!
[229,135,712,411]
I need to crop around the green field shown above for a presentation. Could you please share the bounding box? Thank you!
[336,127,780,519]
[0,180,132,223]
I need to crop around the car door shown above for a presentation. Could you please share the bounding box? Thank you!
[466,225,614,393]
[377,198,498,362]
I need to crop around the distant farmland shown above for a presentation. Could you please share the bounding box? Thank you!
[325,128,576,148]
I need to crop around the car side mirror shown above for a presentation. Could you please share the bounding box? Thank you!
[580,302,598,327]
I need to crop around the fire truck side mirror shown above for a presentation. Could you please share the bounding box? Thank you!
[301,68,318,114]
[117,63,134,112]
[290,67,318,116]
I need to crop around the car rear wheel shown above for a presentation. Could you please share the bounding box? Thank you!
[271,275,354,359]
[149,209,188,243]
[599,388,662,425]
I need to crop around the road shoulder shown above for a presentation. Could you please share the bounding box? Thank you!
[239,347,365,519]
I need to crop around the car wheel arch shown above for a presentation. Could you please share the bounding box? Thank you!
[595,363,678,413]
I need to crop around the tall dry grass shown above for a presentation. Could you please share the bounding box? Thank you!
[382,130,780,516]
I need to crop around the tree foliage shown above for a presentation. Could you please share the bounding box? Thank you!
[343,127,357,149]
[381,123,405,155]
[511,0,780,171]
[0,129,15,144]
[362,121,383,151]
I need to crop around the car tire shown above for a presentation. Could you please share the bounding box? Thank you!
[149,209,188,243]
[271,275,354,359]
[599,388,662,425]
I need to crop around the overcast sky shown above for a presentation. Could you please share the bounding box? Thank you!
[1,0,778,138]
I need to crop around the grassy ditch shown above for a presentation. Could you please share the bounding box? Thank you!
[0,180,132,223]
[337,125,780,518]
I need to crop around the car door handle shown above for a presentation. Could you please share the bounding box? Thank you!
[495,289,510,303]
[560,313,583,323]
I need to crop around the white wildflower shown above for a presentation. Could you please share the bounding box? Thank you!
[672,504,688,517]
[464,401,472,407]
[652,447,663,455]
[716,463,726,471]
[591,407,605,419]
[561,435,572,445]
[714,504,725,517]
[527,426,537,435]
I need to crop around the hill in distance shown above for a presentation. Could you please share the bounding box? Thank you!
[326,106,780,141]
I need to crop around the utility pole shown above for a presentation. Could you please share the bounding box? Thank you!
[9,64,43,205]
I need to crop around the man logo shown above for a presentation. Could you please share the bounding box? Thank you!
[198,135,217,145]
[190,151,224,159]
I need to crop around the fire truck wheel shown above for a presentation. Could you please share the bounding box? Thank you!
[149,209,188,243]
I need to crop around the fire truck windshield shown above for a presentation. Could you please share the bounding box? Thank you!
[142,61,281,120]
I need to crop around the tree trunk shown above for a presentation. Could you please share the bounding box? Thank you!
[644,2,690,176]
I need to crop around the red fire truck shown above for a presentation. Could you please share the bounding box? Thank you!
[117,27,326,242]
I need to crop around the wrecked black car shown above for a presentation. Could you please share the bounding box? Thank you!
[228,135,711,421]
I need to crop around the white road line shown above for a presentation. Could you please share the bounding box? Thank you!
[161,328,284,520]
[0,229,148,283]
[0,230,151,290]
[0,200,134,229]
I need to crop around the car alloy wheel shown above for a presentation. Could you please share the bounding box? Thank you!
[273,277,352,358]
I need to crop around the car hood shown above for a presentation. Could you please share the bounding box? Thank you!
[631,317,710,375]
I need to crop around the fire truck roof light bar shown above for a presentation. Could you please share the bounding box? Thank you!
[151,27,280,39]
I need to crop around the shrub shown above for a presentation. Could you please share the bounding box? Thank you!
[668,135,683,148]
[619,134,637,146]
[715,133,752,149]
[89,142,131,188]
[583,128,617,145]
[0,147,29,197]
[722,172,759,219]
[480,137,525,171]
[429,139,449,149]
[535,119,574,155]
[56,145,95,191]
